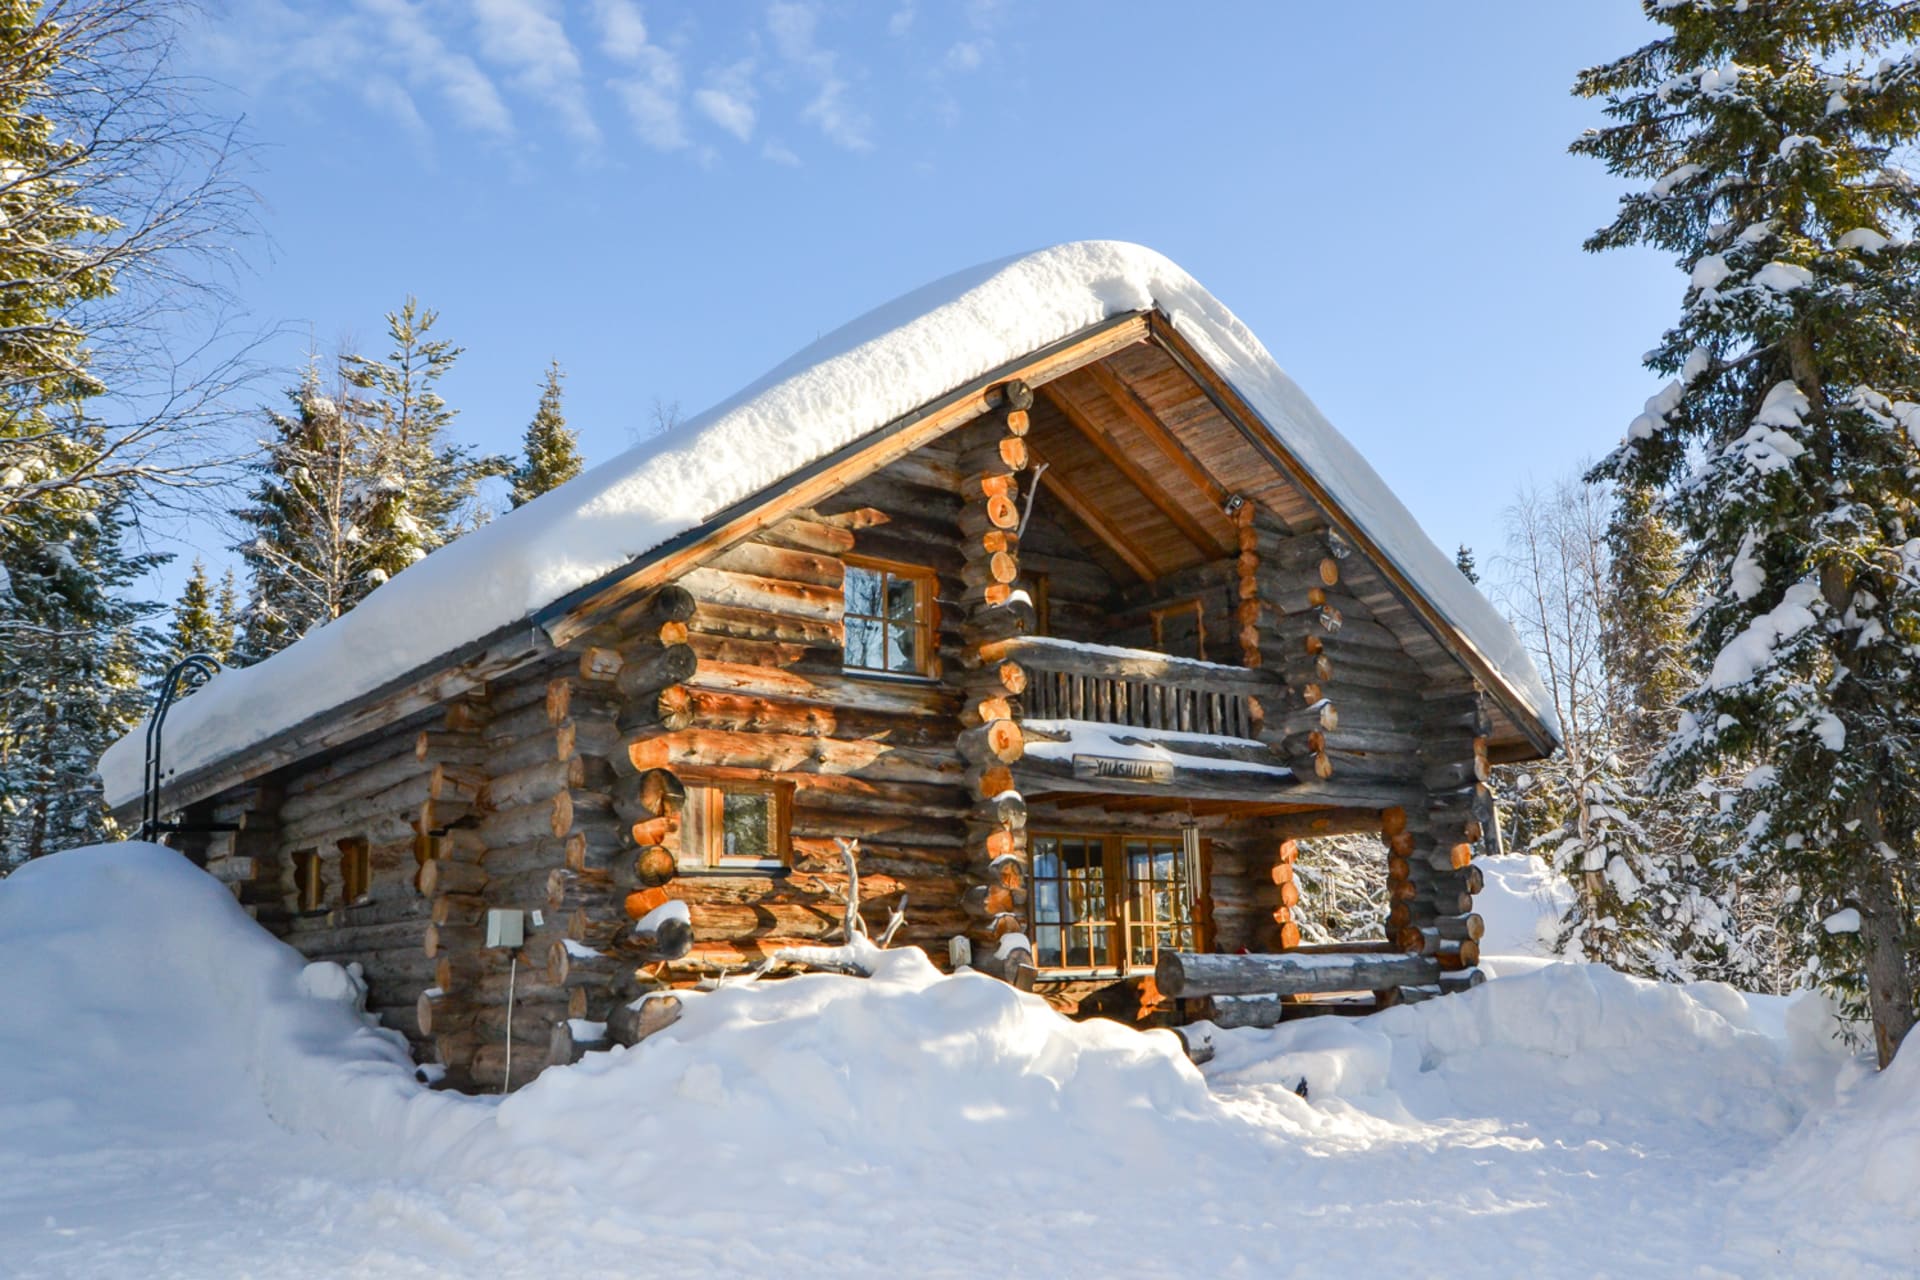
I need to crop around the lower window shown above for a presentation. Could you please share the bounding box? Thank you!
[1029,832,1200,973]
[678,781,791,872]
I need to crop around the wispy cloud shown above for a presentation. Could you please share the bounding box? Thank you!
[693,59,757,142]
[767,2,871,152]
[594,0,688,150]
[761,139,801,167]
[945,40,986,72]
[471,0,598,145]
[357,0,514,136]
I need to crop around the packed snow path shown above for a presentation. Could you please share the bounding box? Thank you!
[1,846,1913,1278]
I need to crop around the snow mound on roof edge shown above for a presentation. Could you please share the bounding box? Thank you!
[99,239,1557,808]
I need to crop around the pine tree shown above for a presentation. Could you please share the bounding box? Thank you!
[168,559,225,662]
[0,482,163,868]
[234,365,394,662]
[342,298,506,579]
[1577,0,1920,1065]
[1455,544,1480,585]
[509,360,583,507]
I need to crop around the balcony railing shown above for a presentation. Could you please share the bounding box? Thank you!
[1004,637,1273,740]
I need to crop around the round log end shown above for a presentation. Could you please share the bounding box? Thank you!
[1154,949,1186,998]
[634,845,677,889]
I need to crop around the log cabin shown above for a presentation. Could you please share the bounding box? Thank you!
[102,242,1560,1090]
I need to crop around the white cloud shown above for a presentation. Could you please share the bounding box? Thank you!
[471,0,598,144]
[694,88,754,142]
[945,40,985,72]
[356,0,514,136]
[613,72,686,150]
[887,3,915,37]
[360,75,431,144]
[767,1,871,152]
[591,0,688,151]
[693,59,757,142]
[590,0,652,62]
[761,139,801,167]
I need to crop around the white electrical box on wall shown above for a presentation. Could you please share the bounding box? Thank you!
[485,909,524,949]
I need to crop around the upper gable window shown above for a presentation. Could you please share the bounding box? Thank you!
[843,556,935,676]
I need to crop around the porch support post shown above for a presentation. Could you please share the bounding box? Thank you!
[1388,679,1493,993]
[954,381,1037,982]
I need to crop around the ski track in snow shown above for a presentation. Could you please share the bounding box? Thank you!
[1,845,1914,1279]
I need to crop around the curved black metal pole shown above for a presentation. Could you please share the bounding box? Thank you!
[139,653,223,842]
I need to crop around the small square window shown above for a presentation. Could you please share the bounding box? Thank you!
[843,558,935,676]
[679,782,790,872]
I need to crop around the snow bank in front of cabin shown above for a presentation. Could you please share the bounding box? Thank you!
[99,240,1556,808]
[0,843,1225,1205]
[0,844,484,1161]
[8,843,1914,1277]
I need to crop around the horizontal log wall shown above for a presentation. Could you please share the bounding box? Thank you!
[615,445,977,981]
[220,715,443,1063]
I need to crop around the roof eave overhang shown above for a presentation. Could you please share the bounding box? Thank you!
[124,313,1155,819]
[131,303,1557,818]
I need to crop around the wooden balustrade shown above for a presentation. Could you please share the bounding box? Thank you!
[998,637,1275,739]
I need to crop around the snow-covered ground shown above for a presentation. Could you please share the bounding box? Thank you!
[2,844,1915,1278]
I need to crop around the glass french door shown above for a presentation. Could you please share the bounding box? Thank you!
[1029,832,1199,973]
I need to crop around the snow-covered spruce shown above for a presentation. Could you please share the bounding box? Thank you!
[1577,0,1920,1064]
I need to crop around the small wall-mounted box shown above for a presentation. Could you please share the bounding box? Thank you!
[485,909,525,949]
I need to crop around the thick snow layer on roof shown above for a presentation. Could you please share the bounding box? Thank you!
[100,240,1557,807]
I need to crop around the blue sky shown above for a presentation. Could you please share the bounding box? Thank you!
[167,0,1671,593]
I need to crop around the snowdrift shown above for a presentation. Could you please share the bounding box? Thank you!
[2,843,1915,1278]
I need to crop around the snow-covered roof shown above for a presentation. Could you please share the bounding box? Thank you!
[101,241,1558,808]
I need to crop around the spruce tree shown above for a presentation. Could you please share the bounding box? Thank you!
[0,482,163,867]
[168,559,225,662]
[508,360,583,507]
[1577,0,1920,1064]
[342,298,506,579]
[234,366,393,662]
[1455,544,1480,585]
[213,570,240,661]
[1603,485,1694,763]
